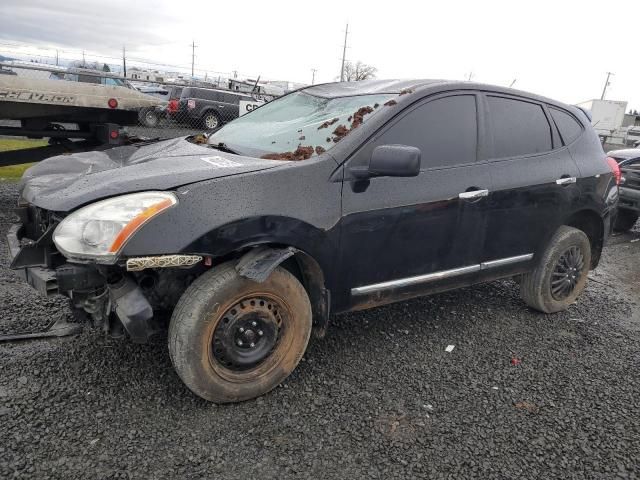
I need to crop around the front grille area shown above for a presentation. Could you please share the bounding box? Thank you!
[18,206,58,241]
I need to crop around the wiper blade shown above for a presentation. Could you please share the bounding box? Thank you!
[208,142,239,155]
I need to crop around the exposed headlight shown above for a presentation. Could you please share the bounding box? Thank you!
[53,192,177,263]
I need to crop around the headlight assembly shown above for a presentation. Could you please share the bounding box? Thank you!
[53,192,177,263]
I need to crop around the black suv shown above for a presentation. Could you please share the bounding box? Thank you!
[176,86,266,130]
[607,147,640,231]
[9,80,619,403]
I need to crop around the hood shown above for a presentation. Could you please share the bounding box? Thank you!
[608,148,640,161]
[20,137,282,211]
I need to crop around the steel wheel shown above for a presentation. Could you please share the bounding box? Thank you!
[550,245,585,300]
[210,295,285,373]
[168,262,312,402]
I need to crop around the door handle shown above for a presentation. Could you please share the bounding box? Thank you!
[458,189,489,200]
[556,176,576,185]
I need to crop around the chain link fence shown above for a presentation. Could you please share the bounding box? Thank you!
[0,60,283,145]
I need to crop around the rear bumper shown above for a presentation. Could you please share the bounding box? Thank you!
[619,186,640,213]
[7,223,58,295]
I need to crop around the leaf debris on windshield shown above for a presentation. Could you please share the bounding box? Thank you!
[350,106,374,129]
[384,99,398,106]
[261,145,315,161]
[262,102,380,159]
[318,118,339,130]
[332,125,349,142]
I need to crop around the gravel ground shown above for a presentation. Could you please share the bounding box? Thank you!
[1,180,639,479]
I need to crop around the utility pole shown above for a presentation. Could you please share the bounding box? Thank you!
[340,23,349,82]
[122,45,127,77]
[600,72,613,100]
[311,68,317,85]
[82,50,85,67]
[55,50,59,66]
[191,40,197,79]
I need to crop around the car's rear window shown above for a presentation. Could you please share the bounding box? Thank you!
[487,96,552,158]
[550,107,583,145]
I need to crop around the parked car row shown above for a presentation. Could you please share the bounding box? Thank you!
[135,84,271,129]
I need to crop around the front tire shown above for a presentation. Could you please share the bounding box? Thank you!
[613,209,638,232]
[168,262,312,403]
[520,226,591,313]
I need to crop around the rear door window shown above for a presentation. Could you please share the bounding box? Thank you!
[373,95,478,168]
[549,107,583,145]
[487,96,552,158]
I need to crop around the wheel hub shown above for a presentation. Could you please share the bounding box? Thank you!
[211,297,283,371]
[551,246,585,300]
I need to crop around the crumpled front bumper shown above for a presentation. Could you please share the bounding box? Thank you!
[7,223,58,296]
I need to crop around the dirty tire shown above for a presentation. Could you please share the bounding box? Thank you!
[613,209,638,232]
[520,226,591,313]
[168,262,312,403]
[201,111,220,130]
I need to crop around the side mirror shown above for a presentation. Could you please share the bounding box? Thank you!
[350,145,421,179]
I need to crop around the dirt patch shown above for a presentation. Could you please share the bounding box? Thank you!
[384,99,398,107]
[514,401,539,414]
[261,145,315,161]
[315,146,326,155]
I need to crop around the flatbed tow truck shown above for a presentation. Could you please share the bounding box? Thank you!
[0,62,162,167]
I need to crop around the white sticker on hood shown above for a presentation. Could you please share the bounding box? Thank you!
[201,156,242,168]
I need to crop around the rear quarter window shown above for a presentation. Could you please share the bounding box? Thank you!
[549,107,583,145]
[487,96,552,158]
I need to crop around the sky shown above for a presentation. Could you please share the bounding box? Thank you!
[0,0,638,110]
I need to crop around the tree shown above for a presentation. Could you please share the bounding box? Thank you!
[102,63,110,72]
[341,61,377,82]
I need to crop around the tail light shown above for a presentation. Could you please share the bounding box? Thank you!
[107,98,118,109]
[606,156,621,185]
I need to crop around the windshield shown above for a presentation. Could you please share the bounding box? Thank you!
[208,91,395,160]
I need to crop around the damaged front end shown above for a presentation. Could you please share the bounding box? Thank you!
[8,202,201,343]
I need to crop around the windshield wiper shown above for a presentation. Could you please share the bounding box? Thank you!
[208,142,239,155]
